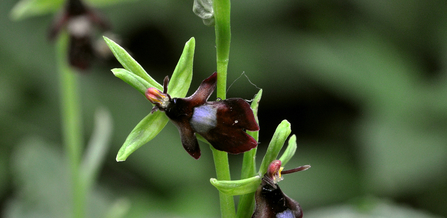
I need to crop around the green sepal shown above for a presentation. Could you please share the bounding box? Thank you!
[278,134,297,168]
[167,37,195,98]
[258,120,292,176]
[116,111,169,162]
[104,37,163,91]
[210,176,261,196]
[111,68,151,96]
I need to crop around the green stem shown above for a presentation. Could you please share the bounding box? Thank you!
[212,0,235,217]
[56,32,85,218]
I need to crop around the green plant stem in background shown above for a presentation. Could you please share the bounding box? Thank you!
[56,31,86,218]
[212,0,235,217]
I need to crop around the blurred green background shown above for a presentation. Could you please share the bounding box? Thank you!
[1,0,447,217]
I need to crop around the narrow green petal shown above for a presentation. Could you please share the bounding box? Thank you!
[279,134,297,168]
[116,111,169,162]
[210,176,261,196]
[104,37,162,91]
[258,120,291,176]
[10,0,63,21]
[168,37,195,98]
[111,68,151,96]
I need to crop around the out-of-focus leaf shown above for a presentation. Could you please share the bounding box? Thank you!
[306,197,443,218]
[5,136,69,217]
[279,134,297,168]
[10,0,136,21]
[10,0,64,21]
[112,68,151,96]
[167,37,195,98]
[104,37,163,91]
[116,111,169,162]
[258,120,291,176]
[81,107,113,188]
[210,176,261,196]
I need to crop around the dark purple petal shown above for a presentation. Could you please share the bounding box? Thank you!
[174,121,201,159]
[186,72,217,105]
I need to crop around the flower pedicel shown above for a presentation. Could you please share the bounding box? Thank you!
[146,72,259,159]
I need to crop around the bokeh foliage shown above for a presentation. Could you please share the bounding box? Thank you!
[1,0,447,217]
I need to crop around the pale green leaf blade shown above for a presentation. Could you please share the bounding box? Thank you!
[210,176,261,196]
[168,37,195,98]
[116,111,168,162]
[104,37,163,91]
[258,120,291,176]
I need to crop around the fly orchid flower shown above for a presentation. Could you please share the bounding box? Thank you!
[49,0,110,70]
[145,72,259,159]
[252,160,310,218]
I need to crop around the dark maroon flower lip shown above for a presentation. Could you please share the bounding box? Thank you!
[145,72,259,159]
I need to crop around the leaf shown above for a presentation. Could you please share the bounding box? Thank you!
[10,0,136,21]
[279,134,297,168]
[81,107,113,188]
[116,111,169,162]
[103,37,163,91]
[167,37,195,98]
[258,120,291,176]
[210,176,261,196]
[112,68,152,95]
[10,0,64,21]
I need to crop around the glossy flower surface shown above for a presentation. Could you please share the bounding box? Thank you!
[252,160,310,218]
[49,0,109,70]
[145,72,259,159]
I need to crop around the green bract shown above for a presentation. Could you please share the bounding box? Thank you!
[210,176,261,196]
[105,37,196,161]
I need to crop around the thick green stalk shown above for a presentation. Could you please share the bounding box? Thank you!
[212,0,235,217]
[56,32,85,218]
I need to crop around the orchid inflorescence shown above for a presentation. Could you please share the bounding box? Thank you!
[104,34,310,217]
